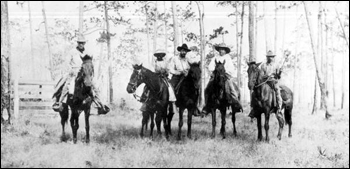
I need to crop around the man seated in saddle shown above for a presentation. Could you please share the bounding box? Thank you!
[248,50,283,118]
[53,35,109,114]
[139,50,177,112]
[202,43,242,115]
[169,44,191,94]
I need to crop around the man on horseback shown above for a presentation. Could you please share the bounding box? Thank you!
[53,35,109,113]
[169,44,191,91]
[248,50,283,118]
[202,43,242,115]
[139,50,177,112]
[168,44,201,116]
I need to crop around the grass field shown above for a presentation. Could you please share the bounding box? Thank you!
[1,105,349,168]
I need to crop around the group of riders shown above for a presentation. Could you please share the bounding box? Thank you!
[53,35,284,119]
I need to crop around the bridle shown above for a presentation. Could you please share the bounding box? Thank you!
[128,69,143,92]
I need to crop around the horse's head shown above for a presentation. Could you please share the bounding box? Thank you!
[127,64,144,94]
[247,61,262,90]
[188,62,201,90]
[213,60,227,100]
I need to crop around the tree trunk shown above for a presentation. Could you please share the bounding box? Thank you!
[195,1,205,110]
[145,6,151,66]
[235,1,241,100]
[153,1,158,66]
[79,1,84,35]
[303,1,331,119]
[330,29,336,108]
[274,1,278,54]
[1,1,12,121]
[171,1,179,55]
[248,1,256,62]
[293,5,299,104]
[28,2,35,79]
[164,1,167,51]
[312,76,318,114]
[324,7,329,108]
[255,2,258,58]
[335,7,349,109]
[104,1,113,103]
[41,1,54,80]
[319,2,325,109]
[263,1,272,52]
[239,2,245,78]
[281,3,286,58]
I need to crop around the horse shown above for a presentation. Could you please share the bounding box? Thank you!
[205,60,243,139]
[53,57,96,144]
[176,62,201,140]
[247,62,293,142]
[126,64,173,139]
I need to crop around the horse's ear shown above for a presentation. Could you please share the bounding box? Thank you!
[256,62,262,67]
[140,63,143,67]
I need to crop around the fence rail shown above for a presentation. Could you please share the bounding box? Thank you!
[14,79,56,118]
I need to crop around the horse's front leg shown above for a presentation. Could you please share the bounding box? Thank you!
[84,108,91,144]
[220,107,227,139]
[150,112,155,138]
[141,111,150,138]
[231,106,237,137]
[167,104,174,136]
[211,108,216,139]
[257,113,263,141]
[155,110,162,137]
[187,107,193,139]
[60,105,69,141]
[70,109,80,144]
[264,108,271,142]
[177,107,185,140]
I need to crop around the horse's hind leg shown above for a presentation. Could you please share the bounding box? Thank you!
[84,108,91,144]
[276,108,284,140]
[284,108,292,138]
[220,108,227,139]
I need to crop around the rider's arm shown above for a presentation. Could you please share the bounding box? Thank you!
[207,57,216,73]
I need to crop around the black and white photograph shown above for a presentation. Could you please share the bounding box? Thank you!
[1,1,349,168]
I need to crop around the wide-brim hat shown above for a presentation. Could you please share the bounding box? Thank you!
[77,35,86,43]
[177,44,191,52]
[214,43,231,54]
[266,50,276,57]
[154,49,166,58]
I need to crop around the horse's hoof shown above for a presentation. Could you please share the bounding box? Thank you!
[277,135,282,140]
[73,139,78,144]
[233,132,237,137]
[211,135,215,139]
[187,135,192,140]
[288,134,292,138]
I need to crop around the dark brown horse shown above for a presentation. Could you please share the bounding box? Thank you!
[176,62,201,140]
[247,62,293,142]
[53,57,98,144]
[205,60,243,139]
[126,64,172,139]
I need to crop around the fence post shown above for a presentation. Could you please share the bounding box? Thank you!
[13,77,19,119]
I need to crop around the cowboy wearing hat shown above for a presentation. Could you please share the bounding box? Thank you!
[248,50,283,118]
[202,43,242,115]
[54,35,109,114]
[169,44,192,91]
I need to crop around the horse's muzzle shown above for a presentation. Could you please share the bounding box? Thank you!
[126,83,136,94]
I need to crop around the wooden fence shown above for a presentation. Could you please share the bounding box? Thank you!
[13,80,56,118]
